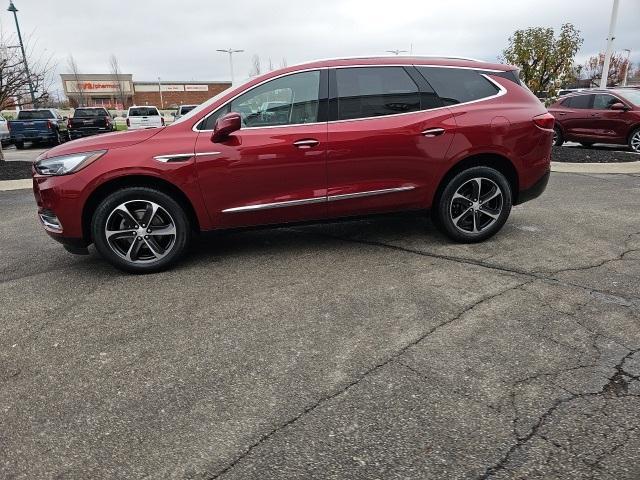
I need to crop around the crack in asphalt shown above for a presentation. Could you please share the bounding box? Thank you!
[478,347,640,479]
[205,278,533,479]
[318,231,640,307]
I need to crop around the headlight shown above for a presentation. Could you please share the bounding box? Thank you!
[34,150,107,176]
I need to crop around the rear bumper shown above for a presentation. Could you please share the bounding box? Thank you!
[69,128,111,139]
[11,133,56,142]
[515,169,550,205]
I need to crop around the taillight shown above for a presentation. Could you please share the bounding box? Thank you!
[126,117,130,127]
[533,113,554,130]
[47,121,52,130]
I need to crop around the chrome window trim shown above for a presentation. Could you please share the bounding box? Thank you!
[194,65,509,132]
[222,186,415,213]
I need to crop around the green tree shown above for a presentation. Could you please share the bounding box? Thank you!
[501,24,583,97]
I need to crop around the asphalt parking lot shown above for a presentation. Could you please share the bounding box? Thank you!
[2,171,640,479]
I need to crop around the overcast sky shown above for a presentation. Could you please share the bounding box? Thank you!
[1,0,638,94]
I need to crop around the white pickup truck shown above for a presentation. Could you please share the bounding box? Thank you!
[126,106,164,130]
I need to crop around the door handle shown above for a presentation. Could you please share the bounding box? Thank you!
[590,114,600,117]
[558,112,567,116]
[421,128,445,137]
[293,139,319,149]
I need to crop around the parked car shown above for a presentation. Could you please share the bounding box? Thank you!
[548,89,640,151]
[0,114,10,146]
[68,107,115,140]
[126,106,164,130]
[32,56,553,272]
[8,109,69,149]
[174,104,198,120]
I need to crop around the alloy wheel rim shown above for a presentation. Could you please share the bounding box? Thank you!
[104,200,177,264]
[632,132,640,153]
[449,177,503,234]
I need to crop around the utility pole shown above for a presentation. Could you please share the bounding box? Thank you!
[622,48,631,86]
[7,0,36,106]
[216,48,243,86]
[386,49,408,56]
[157,76,163,109]
[600,0,620,89]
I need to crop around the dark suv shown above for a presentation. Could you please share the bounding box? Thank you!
[548,89,640,152]
[32,56,553,272]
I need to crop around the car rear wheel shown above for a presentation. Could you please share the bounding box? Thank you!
[91,187,190,273]
[553,127,564,146]
[630,128,640,153]
[435,166,512,243]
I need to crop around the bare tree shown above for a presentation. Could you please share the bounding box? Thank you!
[67,54,85,107]
[109,54,128,109]
[280,57,287,69]
[0,32,54,110]
[249,54,261,77]
[268,57,274,71]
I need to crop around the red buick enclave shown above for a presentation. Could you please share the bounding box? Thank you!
[32,56,553,272]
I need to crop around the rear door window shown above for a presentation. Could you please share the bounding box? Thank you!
[129,107,159,116]
[417,67,500,105]
[565,95,592,109]
[335,67,421,120]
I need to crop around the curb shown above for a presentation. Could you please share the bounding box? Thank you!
[0,178,31,191]
[551,161,640,174]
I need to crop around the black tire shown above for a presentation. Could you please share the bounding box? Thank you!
[629,127,640,153]
[15,141,25,150]
[91,187,190,273]
[51,130,61,146]
[553,127,564,146]
[580,142,594,148]
[434,166,512,243]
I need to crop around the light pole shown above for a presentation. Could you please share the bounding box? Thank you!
[600,0,620,89]
[386,49,408,56]
[622,48,631,86]
[216,48,243,86]
[7,0,36,106]
[157,76,164,109]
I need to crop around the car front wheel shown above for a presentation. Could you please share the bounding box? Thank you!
[91,187,190,273]
[630,128,640,153]
[435,166,512,243]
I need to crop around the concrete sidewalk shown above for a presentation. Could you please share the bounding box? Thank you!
[551,160,640,174]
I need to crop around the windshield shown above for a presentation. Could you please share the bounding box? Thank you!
[18,110,54,120]
[170,83,240,127]
[74,108,108,117]
[129,107,159,116]
[615,89,640,106]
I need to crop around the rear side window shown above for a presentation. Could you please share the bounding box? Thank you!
[565,95,591,109]
[129,107,159,116]
[335,67,420,120]
[417,67,500,105]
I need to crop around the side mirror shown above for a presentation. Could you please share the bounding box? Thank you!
[610,102,628,111]
[211,112,241,142]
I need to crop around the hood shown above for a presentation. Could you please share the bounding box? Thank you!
[41,128,163,159]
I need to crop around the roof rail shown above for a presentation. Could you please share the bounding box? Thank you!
[296,54,484,65]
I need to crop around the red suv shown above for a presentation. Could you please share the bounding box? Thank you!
[548,89,640,151]
[32,56,553,272]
